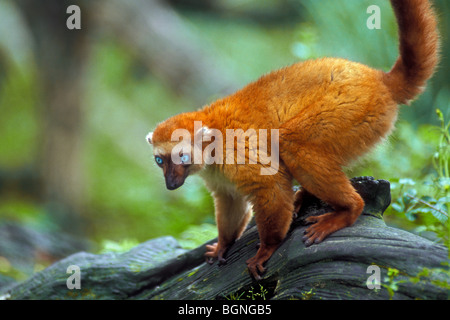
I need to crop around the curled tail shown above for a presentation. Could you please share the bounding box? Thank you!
[384,0,440,104]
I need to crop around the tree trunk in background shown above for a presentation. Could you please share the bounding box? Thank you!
[16,0,90,234]
[94,0,238,102]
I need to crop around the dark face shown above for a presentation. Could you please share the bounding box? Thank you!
[154,153,191,190]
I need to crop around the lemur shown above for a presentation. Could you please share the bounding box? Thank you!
[146,0,439,279]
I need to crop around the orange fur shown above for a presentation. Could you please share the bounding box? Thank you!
[147,0,439,279]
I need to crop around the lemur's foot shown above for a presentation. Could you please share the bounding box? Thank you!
[205,242,228,265]
[246,243,279,280]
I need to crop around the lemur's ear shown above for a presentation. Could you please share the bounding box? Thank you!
[146,132,153,145]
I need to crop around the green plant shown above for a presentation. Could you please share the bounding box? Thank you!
[225,291,246,300]
[246,284,269,300]
[390,109,449,247]
[224,284,269,300]
[433,109,450,181]
[408,265,450,291]
[300,288,316,300]
[382,267,403,299]
[382,265,450,300]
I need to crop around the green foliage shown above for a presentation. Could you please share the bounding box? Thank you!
[433,109,450,181]
[245,284,269,300]
[300,0,397,69]
[0,63,38,168]
[0,199,57,232]
[225,290,246,301]
[382,267,402,299]
[383,265,450,300]
[409,265,450,291]
[185,13,298,86]
[225,284,269,301]
[387,110,449,247]
[98,239,140,254]
[0,256,29,282]
[299,288,316,300]
[176,223,217,250]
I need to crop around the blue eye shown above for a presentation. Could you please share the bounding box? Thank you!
[181,154,190,164]
[155,156,163,165]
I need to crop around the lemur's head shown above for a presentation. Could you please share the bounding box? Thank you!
[146,114,211,190]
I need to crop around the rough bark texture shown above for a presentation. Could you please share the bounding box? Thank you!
[1,178,448,300]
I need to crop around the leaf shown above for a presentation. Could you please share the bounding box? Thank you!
[414,226,428,233]
[391,202,403,212]
[431,205,448,223]
[437,178,450,189]
[437,197,450,206]
[410,207,434,215]
[405,211,417,221]
[406,188,418,197]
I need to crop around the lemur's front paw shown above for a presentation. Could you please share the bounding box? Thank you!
[205,243,227,265]
[246,243,280,280]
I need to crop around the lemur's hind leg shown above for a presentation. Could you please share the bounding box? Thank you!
[281,144,364,246]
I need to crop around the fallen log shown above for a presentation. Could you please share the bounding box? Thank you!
[1,177,448,300]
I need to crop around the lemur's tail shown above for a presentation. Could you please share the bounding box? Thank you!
[384,0,440,104]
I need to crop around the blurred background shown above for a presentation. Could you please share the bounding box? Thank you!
[0,0,448,285]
